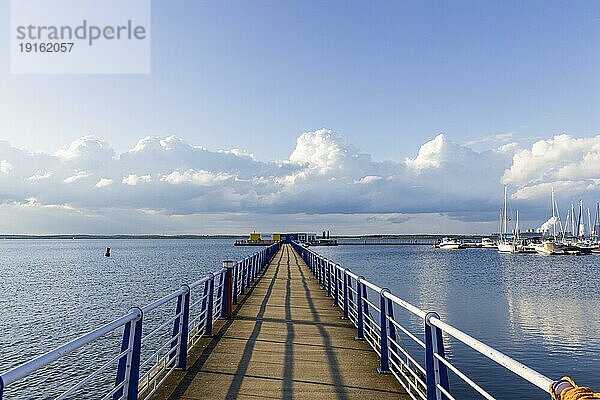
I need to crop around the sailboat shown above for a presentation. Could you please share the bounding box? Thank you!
[593,203,600,254]
[511,210,522,253]
[498,186,517,253]
[574,200,596,254]
[534,188,564,255]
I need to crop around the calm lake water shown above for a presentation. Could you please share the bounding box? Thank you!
[0,239,256,399]
[316,244,600,399]
[0,240,598,399]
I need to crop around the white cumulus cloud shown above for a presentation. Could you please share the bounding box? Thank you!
[64,171,91,183]
[160,169,232,186]
[95,178,114,188]
[0,129,598,232]
[122,174,152,185]
[27,171,53,182]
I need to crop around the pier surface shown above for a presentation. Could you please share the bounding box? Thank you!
[154,244,406,400]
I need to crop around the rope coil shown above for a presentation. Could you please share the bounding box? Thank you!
[551,377,600,400]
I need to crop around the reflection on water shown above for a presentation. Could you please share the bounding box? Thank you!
[0,239,256,399]
[316,245,600,399]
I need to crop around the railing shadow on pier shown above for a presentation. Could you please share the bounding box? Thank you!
[164,245,356,400]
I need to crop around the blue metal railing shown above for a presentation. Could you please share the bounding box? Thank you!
[292,241,554,400]
[0,242,280,400]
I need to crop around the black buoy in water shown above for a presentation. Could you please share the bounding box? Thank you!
[104,247,111,257]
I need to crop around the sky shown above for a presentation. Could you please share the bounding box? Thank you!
[0,1,599,234]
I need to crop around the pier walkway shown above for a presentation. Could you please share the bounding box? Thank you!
[153,244,406,399]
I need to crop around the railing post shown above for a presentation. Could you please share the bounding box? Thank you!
[342,269,349,320]
[170,285,190,370]
[425,312,450,400]
[355,277,365,340]
[206,274,215,336]
[233,262,239,304]
[378,289,391,373]
[246,258,252,288]
[114,307,143,400]
[222,260,235,319]
[386,297,398,369]
[216,271,224,319]
[326,262,332,297]
[240,259,246,295]
[318,256,322,281]
[333,266,339,306]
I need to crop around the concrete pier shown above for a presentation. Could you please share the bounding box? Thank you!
[153,244,407,399]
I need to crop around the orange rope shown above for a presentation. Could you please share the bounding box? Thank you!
[551,377,600,400]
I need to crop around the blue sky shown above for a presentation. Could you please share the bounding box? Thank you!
[2,1,599,159]
[0,1,599,234]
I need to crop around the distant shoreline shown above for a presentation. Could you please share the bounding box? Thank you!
[0,234,492,240]
[0,234,245,239]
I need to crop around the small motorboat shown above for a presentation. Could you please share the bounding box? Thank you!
[497,240,518,254]
[534,241,565,256]
[481,238,496,248]
[438,237,462,249]
[574,241,597,254]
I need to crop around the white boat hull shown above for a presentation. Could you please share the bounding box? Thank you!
[439,243,461,249]
[497,243,516,253]
[534,242,565,256]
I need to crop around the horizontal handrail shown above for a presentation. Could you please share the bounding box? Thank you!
[384,291,428,319]
[0,309,140,386]
[189,274,212,289]
[428,316,552,391]
[142,286,189,313]
[293,241,555,399]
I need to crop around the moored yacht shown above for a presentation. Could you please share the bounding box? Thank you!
[498,241,518,253]
[497,188,520,253]
[497,186,512,253]
[481,238,496,248]
[438,237,462,249]
[534,240,565,256]
[574,240,596,254]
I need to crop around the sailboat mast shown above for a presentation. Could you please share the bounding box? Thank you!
[562,211,569,241]
[577,200,583,239]
[587,207,592,240]
[503,185,508,237]
[596,202,600,241]
[515,210,519,243]
[551,187,556,239]
[499,210,503,241]
[571,203,575,237]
